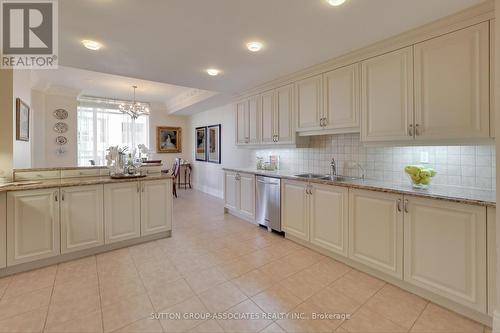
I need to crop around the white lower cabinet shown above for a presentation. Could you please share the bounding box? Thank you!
[310,183,348,256]
[224,171,255,220]
[60,185,104,254]
[0,193,6,268]
[141,179,172,236]
[7,188,60,266]
[282,180,309,241]
[487,207,496,315]
[348,189,403,279]
[104,182,141,244]
[403,196,487,312]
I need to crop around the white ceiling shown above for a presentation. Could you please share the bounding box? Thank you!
[59,0,485,107]
[31,66,217,113]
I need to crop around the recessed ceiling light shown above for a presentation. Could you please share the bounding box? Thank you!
[327,0,347,6]
[81,39,102,50]
[206,68,220,76]
[246,41,263,52]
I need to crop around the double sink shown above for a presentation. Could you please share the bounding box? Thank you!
[294,173,361,182]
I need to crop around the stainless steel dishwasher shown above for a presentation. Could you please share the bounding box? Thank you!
[256,175,281,232]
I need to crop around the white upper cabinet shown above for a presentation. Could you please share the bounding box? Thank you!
[323,64,360,132]
[403,197,486,312]
[248,95,260,144]
[310,184,348,256]
[349,189,404,279]
[236,100,248,145]
[275,84,294,144]
[60,185,104,254]
[0,193,6,268]
[7,188,60,266]
[236,96,260,145]
[490,20,495,138]
[414,22,490,140]
[261,90,275,144]
[361,47,414,142]
[296,74,323,131]
[282,180,309,241]
[140,179,172,236]
[104,182,141,244]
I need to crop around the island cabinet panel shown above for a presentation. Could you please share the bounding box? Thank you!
[7,188,60,265]
[104,182,141,244]
[0,193,6,268]
[403,197,487,312]
[348,189,403,279]
[60,185,104,254]
[140,179,172,236]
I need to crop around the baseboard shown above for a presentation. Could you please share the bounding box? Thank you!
[192,183,223,199]
[493,311,500,332]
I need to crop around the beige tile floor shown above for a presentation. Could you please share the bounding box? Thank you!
[0,189,492,333]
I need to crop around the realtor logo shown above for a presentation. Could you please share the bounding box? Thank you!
[1,0,58,69]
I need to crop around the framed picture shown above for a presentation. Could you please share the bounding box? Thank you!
[16,98,30,141]
[156,126,182,153]
[207,124,221,164]
[195,126,207,161]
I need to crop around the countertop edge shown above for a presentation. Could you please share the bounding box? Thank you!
[223,167,496,208]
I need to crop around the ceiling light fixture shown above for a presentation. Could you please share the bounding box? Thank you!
[246,41,263,52]
[81,39,102,50]
[327,0,347,6]
[206,68,220,76]
[119,85,150,120]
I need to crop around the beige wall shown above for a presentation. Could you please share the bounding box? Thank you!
[0,70,13,181]
[188,103,252,198]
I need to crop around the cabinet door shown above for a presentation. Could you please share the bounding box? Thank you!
[236,100,248,144]
[239,173,255,219]
[282,180,309,241]
[487,207,496,315]
[224,172,239,211]
[261,90,275,144]
[296,75,322,131]
[361,47,414,142]
[248,95,260,144]
[141,179,172,236]
[0,193,6,268]
[414,22,490,140]
[490,20,495,138]
[310,184,348,256]
[104,182,141,244]
[349,189,403,278]
[7,188,60,266]
[275,84,294,144]
[323,64,360,131]
[404,197,487,312]
[60,185,104,254]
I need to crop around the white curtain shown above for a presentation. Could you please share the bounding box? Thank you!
[77,98,149,166]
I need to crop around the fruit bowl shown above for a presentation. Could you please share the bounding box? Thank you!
[404,165,436,189]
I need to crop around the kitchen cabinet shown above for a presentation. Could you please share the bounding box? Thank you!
[361,46,414,142]
[236,96,260,145]
[60,185,104,254]
[0,193,5,268]
[490,19,495,138]
[414,22,490,140]
[322,64,360,132]
[282,180,309,241]
[487,207,496,315]
[261,90,275,144]
[104,182,141,244]
[310,183,348,256]
[224,171,255,220]
[403,196,487,312]
[141,179,172,236]
[348,189,403,278]
[274,84,294,144]
[296,74,322,131]
[7,188,60,266]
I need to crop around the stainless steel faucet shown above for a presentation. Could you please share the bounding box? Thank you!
[330,158,337,177]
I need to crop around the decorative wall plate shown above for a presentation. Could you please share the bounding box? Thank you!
[55,136,67,145]
[53,109,68,120]
[53,122,68,133]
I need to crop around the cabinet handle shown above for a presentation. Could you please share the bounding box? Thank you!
[61,191,65,201]
[408,124,414,137]
[397,199,402,212]
[137,183,140,193]
[54,191,58,202]
[142,183,145,192]
[404,199,409,213]
[415,124,420,136]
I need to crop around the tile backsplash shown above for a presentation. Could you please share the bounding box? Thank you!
[254,133,496,190]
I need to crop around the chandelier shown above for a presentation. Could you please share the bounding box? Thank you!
[119,85,150,120]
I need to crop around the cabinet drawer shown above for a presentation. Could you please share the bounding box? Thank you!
[14,170,61,181]
[61,169,101,178]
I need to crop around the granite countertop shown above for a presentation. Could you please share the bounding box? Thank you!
[13,163,163,172]
[0,173,173,192]
[223,167,496,207]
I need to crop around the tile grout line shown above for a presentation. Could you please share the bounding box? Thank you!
[41,264,58,333]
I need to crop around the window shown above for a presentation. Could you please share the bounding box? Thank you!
[77,97,150,166]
